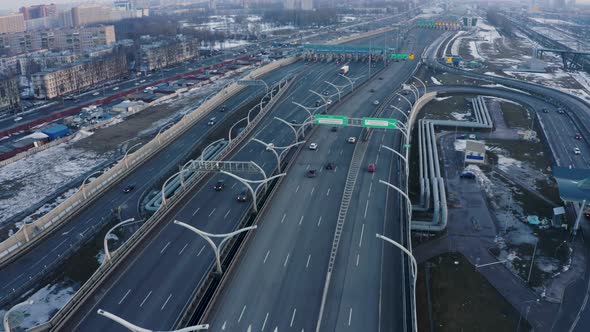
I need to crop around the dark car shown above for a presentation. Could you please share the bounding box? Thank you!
[331,126,338,132]
[315,100,321,107]
[214,180,225,191]
[542,108,549,113]
[325,162,335,170]
[460,171,476,179]
[575,133,582,140]
[237,188,250,202]
[370,88,375,92]
[557,108,565,114]
[123,184,135,193]
[219,105,226,112]
[585,208,590,219]
[291,119,297,124]
[307,169,317,178]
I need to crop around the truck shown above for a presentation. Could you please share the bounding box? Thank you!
[339,65,349,75]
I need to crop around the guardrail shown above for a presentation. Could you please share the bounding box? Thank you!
[40,71,295,332]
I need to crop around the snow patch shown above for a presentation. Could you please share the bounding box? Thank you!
[451,112,471,121]
[430,76,442,85]
[497,155,523,172]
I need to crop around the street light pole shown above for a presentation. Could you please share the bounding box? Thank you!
[103,218,141,263]
[412,76,427,95]
[80,170,105,199]
[123,142,143,169]
[97,309,208,331]
[173,220,256,274]
[4,300,34,332]
[396,92,413,108]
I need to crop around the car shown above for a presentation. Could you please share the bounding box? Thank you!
[457,134,467,139]
[309,143,318,150]
[370,88,375,92]
[460,171,476,179]
[307,169,317,177]
[575,133,582,140]
[123,184,135,193]
[558,108,565,114]
[368,163,376,172]
[323,91,329,96]
[373,100,380,105]
[325,162,335,170]
[326,99,332,105]
[331,126,338,132]
[542,108,549,113]
[219,105,226,112]
[237,188,250,202]
[92,92,100,96]
[134,82,139,85]
[574,147,581,155]
[315,100,321,107]
[468,134,477,140]
[140,79,146,83]
[207,117,216,126]
[112,87,119,91]
[348,137,357,143]
[379,77,384,80]
[214,180,225,191]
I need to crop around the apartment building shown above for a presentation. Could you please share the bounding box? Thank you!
[31,51,127,99]
[71,5,148,27]
[140,39,199,72]
[0,25,116,55]
[20,4,58,20]
[0,14,26,34]
[0,76,20,115]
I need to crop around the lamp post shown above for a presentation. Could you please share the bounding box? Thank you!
[412,76,427,95]
[379,180,412,221]
[4,300,34,332]
[390,104,409,121]
[103,218,141,263]
[396,92,413,108]
[123,143,143,169]
[252,138,305,173]
[80,170,105,199]
[174,220,256,274]
[156,122,174,145]
[97,309,208,331]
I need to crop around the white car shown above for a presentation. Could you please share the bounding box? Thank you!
[574,147,581,155]
[348,137,356,143]
[92,92,100,96]
[309,143,318,150]
[112,87,119,91]
[373,100,380,106]
[140,79,146,83]
[326,99,332,105]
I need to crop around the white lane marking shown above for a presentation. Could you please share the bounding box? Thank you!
[371,173,375,180]
[295,185,300,193]
[51,239,68,252]
[262,162,266,168]
[262,312,269,331]
[197,245,205,256]
[231,183,236,189]
[306,254,311,268]
[224,209,231,219]
[284,253,290,267]
[192,207,200,216]
[209,208,216,217]
[264,250,270,264]
[238,305,247,323]
[160,242,170,254]
[340,148,343,155]
[326,188,331,196]
[375,153,380,164]
[311,187,315,195]
[356,254,360,266]
[359,224,365,248]
[334,166,338,172]
[161,293,172,310]
[118,289,131,304]
[179,242,189,255]
[368,182,373,198]
[140,290,152,307]
[364,200,370,219]
[281,214,286,223]
[290,308,297,327]
[348,307,353,326]
[299,215,304,225]
[317,216,322,227]
[221,321,226,330]
[306,164,310,170]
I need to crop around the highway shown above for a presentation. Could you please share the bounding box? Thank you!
[202,28,441,332]
[59,60,373,330]
[0,62,303,308]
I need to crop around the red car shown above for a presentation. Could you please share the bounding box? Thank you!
[368,164,376,172]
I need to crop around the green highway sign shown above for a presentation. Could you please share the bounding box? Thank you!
[315,114,347,126]
[362,117,398,129]
[404,144,411,148]
[390,53,415,60]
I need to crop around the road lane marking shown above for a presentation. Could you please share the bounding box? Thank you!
[264,250,270,264]
[359,224,365,248]
[334,166,338,172]
[209,208,216,217]
[348,307,352,326]
[290,308,297,327]
[295,185,300,193]
[311,187,315,195]
[238,305,246,323]
[160,242,170,254]
[262,312,269,331]
[231,183,237,189]
[371,173,375,180]
[192,208,200,216]
[317,216,322,227]
[51,239,68,252]
[375,154,380,164]
[340,148,343,155]
[356,254,360,266]
[118,289,131,304]
[326,188,330,196]
[221,321,226,330]
[299,216,304,225]
[161,293,172,310]
[140,290,152,307]
[30,254,49,268]
[262,162,266,168]
[281,214,286,223]
[368,182,373,198]
[224,209,231,219]
[364,200,370,219]
[179,242,189,255]
[306,254,311,268]
[197,245,205,256]
[284,253,290,267]
[306,164,310,170]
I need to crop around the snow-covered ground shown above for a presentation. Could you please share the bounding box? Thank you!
[450,112,471,121]
[468,40,484,60]
[430,76,442,85]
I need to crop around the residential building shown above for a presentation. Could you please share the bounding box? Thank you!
[140,38,199,72]
[19,4,58,20]
[0,14,26,34]
[0,25,116,55]
[284,0,313,10]
[31,51,127,99]
[0,76,20,115]
[71,5,148,27]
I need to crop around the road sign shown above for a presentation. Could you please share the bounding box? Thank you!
[314,115,347,126]
[362,117,398,129]
[446,57,453,63]
[403,144,411,148]
[409,53,415,60]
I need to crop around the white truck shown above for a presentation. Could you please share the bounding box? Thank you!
[339,65,349,75]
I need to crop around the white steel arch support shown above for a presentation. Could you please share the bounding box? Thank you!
[405,84,418,101]
[411,83,421,98]
[123,143,143,169]
[252,138,305,173]
[274,117,300,141]
[390,104,409,121]
[219,170,286,213]
[97,309,208,331]
[324,81,346,101]
[161,169,194,207]
[229,117,248,142]
[103,218,140,263]
[173,220,257,274]
[80,170,105,199]
[379,180,412,222]
[156,122,174,145]
[309,89,327,103]
[396,92,413,108]
[412,76,427,95]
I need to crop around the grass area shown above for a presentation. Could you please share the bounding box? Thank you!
[417,252,530,332]
[485,139,551,175]
[500,102,532,129]
[420,94,478,121]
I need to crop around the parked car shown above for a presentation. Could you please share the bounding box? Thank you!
[307,169,317,178]
[368,163,376,172]
[214,180,225,191]
[460,171,476,179]
[237,188,250,202]
[309,143,318,150]
[468,134,477,140]
[574,147,581,155]
[123,184,135,193]
[348,137,357,143]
